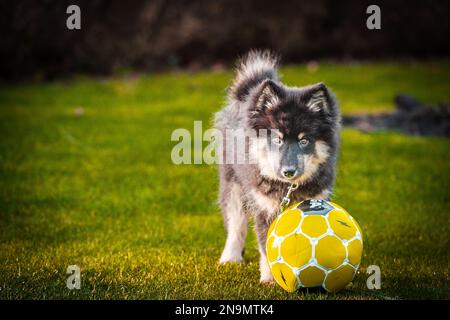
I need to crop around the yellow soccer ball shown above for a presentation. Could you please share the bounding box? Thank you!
[266,200,363,293]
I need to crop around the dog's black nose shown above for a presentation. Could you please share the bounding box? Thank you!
[282,169,296,178]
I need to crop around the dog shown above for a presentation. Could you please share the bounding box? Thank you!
[214,50,340,283]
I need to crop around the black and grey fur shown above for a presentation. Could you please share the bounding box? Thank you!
[214,50,340,283]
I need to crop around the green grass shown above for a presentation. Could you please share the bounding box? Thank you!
[0,62,449,299]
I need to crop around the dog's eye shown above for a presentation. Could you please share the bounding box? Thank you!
[299,138,310,146]
[272,137,283,145]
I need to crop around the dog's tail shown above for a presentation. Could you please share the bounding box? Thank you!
[228,50,279,103]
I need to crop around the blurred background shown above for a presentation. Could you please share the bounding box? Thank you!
[1,0,450,80]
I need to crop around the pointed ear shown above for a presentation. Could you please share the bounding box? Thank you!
[256,79,283,110]
[306,83,331,113]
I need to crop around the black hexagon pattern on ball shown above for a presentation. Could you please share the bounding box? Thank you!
[297,200,334,216]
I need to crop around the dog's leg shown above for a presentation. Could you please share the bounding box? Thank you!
[219,182,248,264]
[254,213,275,283]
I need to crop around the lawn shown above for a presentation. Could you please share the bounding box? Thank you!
[0,61,449,299]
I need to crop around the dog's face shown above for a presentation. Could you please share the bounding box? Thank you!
[249,80,339,184]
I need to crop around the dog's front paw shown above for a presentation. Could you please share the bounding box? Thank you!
[260,274,275,285]
[219,256,243,264]
[259,257,274,284]
[259,264,275,284]
[219,249,243,264]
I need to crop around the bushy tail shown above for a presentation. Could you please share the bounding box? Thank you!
[228,50,279,103]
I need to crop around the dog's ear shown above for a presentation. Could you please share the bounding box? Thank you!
[305,83,333,113]
[255,79,284,110]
